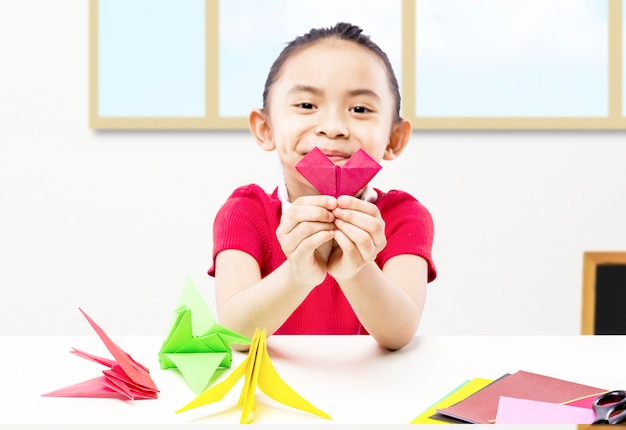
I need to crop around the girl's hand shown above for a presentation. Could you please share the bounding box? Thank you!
[276,195,338,289]
[327,195,386,281]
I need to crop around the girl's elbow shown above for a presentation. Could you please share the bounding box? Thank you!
[377,329,417,351]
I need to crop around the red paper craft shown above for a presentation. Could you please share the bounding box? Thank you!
[42,308,159,400]
[295,147,382,197]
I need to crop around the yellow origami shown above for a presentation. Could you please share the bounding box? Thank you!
[176,328,332,424]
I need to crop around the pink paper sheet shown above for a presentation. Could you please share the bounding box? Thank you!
[495,396,595,424]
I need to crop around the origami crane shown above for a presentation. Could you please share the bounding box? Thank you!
[295,147,382,197]
[158,277,251,395]
[42,308,159,400]
[176,328,332,424]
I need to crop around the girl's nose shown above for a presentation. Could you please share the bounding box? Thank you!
[315,112,349,139]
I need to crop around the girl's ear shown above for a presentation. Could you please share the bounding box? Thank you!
[249,109,275,152]
[383,118,412,160]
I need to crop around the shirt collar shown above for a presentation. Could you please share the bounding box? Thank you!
[278,178,378,213]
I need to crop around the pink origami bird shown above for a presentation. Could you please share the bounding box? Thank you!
[295,147,382,197]
[42,308,159,400]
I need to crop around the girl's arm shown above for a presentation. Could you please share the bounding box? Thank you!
[329,195,429,350]
[214,251,311,350]
[334,255,428,351]
[214,195,337,349]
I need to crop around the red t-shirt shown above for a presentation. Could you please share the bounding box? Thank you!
[208,184,436,335]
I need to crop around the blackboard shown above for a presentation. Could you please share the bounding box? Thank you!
[581,252,626,335]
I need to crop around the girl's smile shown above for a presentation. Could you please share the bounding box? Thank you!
[315,149,351,164]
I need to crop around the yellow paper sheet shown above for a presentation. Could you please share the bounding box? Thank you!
[410,377,493,424]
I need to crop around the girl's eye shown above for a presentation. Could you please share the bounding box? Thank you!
[351,106,370,114]
[297,103,315,109]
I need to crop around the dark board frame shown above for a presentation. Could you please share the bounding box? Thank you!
[579,252,626,430]
[581,251,626,335]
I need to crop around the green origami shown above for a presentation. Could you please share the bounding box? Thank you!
[159,277,250,395]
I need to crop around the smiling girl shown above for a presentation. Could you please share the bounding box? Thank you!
[209,22,436,350]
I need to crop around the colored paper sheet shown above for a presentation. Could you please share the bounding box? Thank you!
[42,308,159,400]
[295,147,382,197]
[564,394,601,409]
[176,328,332,424]
[436,370,607,424]
[495,396,596,424]
[159,277,250,394]
[410,378,493,424]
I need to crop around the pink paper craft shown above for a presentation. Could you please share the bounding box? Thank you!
[495,396,595,424]
[295,147,382,197]
[42,308,159,400]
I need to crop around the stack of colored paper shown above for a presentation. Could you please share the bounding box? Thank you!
[412,370,607,424]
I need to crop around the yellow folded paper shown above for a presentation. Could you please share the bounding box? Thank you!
[176,328,332,424]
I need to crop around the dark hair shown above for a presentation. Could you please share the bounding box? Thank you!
[262,22,402,122]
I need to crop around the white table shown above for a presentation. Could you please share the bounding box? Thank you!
[3,335,623,427]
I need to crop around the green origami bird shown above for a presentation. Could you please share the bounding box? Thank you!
[158,277,250,394]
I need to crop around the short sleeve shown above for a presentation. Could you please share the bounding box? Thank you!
[375,190,437,282]
[208,185,280,276]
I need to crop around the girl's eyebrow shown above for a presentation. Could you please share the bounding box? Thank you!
[288,85,381,101]
[347,88,381,101]
[288,85,322,95]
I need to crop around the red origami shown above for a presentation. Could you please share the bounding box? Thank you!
[42,308,159,400]
[295,147,382,197]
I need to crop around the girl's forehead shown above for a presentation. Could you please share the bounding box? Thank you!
[292,38,373,60]
[265,37,397,115]
[282,39,386,75]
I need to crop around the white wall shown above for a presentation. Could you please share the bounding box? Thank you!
[1,1,625,337]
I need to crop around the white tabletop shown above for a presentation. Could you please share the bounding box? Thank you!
[3,334,624,427]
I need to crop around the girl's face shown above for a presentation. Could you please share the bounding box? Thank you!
[250,39,410,201]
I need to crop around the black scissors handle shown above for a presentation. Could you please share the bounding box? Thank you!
[593,390,626,425]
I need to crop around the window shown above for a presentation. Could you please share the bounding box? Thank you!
[90,0,625,130]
